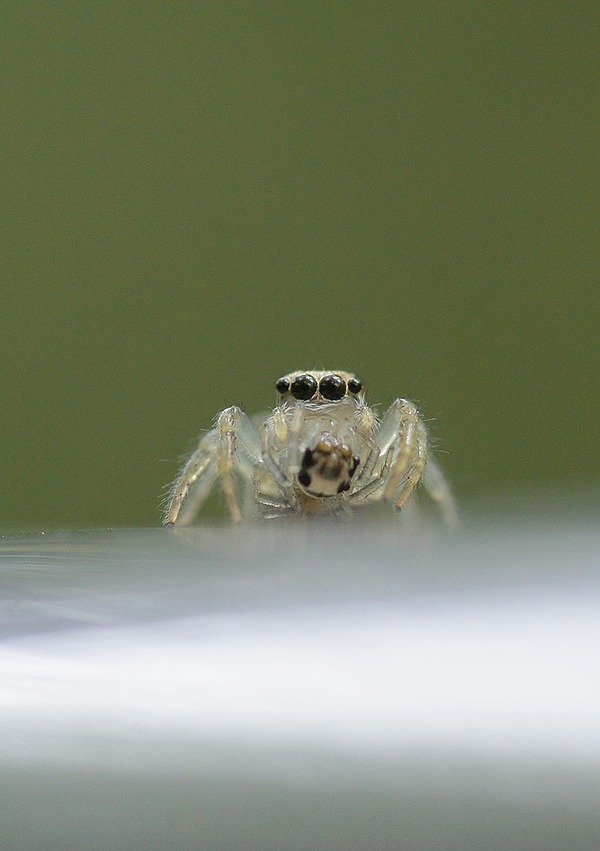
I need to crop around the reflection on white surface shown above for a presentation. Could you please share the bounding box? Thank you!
[1,513,600,849]
[3,592,600,768]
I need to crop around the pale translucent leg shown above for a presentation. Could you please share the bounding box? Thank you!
[391,419,428,510]
[350,434,380,487]
[164,406,262,526]
[377,398,457,524]
[215,407,244,523]
[163,432,219,526]
[260,425,291,490]
[250,481,298,519]
[380,399,424,504]
[259,406,302,496]
[376,398,419,455]
[348,446,393,504]
[421,454,459,529]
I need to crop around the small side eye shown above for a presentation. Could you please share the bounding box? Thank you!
[348,377,363,394]
[291,374,318,400]
[276,376,290,394]
[319,374,346,401]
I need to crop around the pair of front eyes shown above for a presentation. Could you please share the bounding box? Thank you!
[276,373,363,402]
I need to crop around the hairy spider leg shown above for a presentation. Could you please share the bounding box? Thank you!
[391,418,428,510]
[259,405,305,495]
[164,406,263,525]
[163,432,219,526]
[347,446,394,504]
[379,399,426,506]
[349,433,380,487]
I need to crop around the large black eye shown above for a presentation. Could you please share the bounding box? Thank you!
[275,376,290,394]
[348,377,362,394]
[291,374,318,400]
[319,374,346,401]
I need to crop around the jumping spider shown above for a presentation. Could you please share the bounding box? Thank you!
[163,370,456,526]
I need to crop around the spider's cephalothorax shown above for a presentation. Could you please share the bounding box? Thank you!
[163,370,456,526]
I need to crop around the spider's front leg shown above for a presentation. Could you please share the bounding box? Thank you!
[163,430,218,526]
[259,405,301,488]
[377,398,457,523]
[377,399,428,510]
[164,406,261,526]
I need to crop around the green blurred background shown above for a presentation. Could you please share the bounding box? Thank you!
[2,2,598,529]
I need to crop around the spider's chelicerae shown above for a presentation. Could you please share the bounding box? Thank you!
[163,370,456,526]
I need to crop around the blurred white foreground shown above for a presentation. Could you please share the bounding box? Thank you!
[1,502,599,850]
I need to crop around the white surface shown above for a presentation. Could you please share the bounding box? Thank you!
[3,593,600,766]
[1,510,600,849]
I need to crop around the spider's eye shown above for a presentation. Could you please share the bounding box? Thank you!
[319,374,346,401]
[275,376,290,394]
[290,374,318,401]
[347,377,362,394]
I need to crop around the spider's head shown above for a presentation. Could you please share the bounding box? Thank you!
[275,370,364,405]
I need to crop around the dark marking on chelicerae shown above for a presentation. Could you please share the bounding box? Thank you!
[298,470,312,487]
